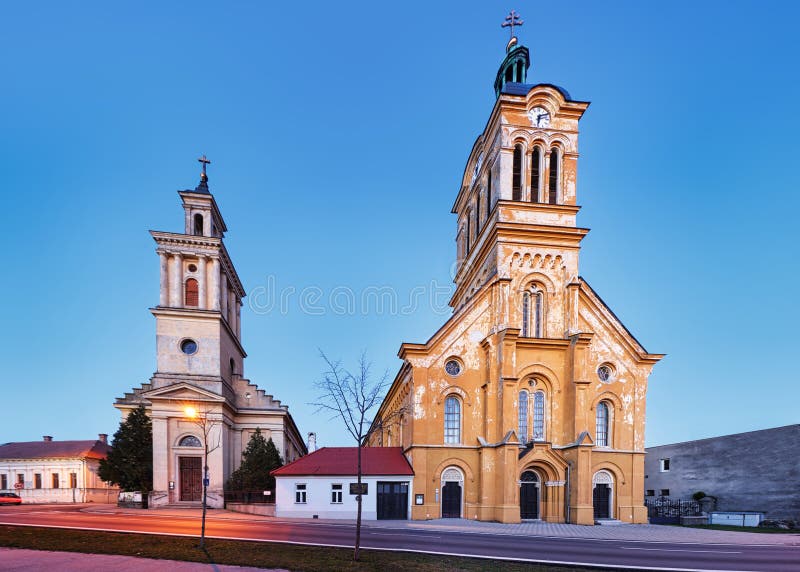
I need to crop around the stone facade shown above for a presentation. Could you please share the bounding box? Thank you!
[114,168,306,508]
[645,425,800,521]
[369,40,663,525]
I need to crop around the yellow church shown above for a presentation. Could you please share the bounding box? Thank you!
[369,27,664,524]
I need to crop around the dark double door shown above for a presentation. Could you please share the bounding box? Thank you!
[593,484,611,519]
[441,482,461,518]
[376,482,408,520]
[520,471,540,519]
[179,456,202,502]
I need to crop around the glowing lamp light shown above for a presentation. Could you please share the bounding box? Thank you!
[184,406,198,419]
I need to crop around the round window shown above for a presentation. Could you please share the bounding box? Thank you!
[180,339,198,355]
[187,264,198,273]
[597,364,614,383]
[444,359,462,376]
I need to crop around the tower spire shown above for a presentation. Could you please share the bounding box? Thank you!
[196,154,211,193]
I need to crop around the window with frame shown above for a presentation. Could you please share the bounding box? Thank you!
[444,396,461,444]
[17,474,24,486]
[660,489,670,497]
[0,474,6,490]
[193,213,204,236]
[185,278,199,307]
[518,390,529,444]
[595,401,610,447]
[532,391,545,441]
[646,489,655,497]
[331,483,343,504]
[660,458,670,472]
[530,147,541,203]
[52,473,59,489]
[512,145,523,200]
[548,149,559,204]
[70,473,78,488]
[522,287,543,338]
[34,474,42,489]
[295,483,307,503]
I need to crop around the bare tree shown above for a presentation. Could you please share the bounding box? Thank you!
[183,404,221,550]
[312,351,406,561]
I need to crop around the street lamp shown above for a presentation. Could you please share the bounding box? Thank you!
[183,404,213,549]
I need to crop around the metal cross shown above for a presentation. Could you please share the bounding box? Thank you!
[198,155,211,177]
[501,10,524,40]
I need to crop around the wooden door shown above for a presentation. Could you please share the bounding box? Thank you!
[593,484,611,519]
[377,482,408,520]
[179,457,202,502]
[520,471,540,520]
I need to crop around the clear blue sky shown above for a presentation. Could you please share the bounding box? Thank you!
[1,1,798,449]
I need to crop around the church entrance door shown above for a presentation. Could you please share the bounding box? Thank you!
[179,456,202,502]
[441,482,462,518]
[593,484,611,519]
[519,470,540,519]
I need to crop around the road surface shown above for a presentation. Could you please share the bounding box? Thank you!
[0,505,797,571]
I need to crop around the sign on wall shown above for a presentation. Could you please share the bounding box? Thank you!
[349,483,368,495]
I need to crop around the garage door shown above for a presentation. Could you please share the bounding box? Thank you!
[377,481,408,520]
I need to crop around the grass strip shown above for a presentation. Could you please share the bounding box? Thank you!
[0,525,598,571]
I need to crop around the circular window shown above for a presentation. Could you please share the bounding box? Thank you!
[597,364,614,383]
[187,264,198,273]
[444,359,462,376]
[180,339,198,355]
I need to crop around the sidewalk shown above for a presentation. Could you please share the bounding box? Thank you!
[80,504,800,546]
[0,548,285,572]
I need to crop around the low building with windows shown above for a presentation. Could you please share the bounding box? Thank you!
[368,32,663,525]
[645,425,800,521]
[272,447,414,520]
[0,435,118,503]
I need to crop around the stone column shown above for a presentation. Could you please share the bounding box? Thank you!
[151,416,169,494]
[184,209,191,235]
[210,258,220,311]
[197,256,207,310]
[228,289,236,330]
[158,251,169,307]
[236,301,242,339]
[221,273,228,318]
[169,253,183,307]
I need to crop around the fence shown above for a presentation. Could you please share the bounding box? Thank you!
[223,490,275,505]
[645,497,701,524]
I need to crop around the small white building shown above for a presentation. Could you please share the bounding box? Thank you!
[0,435,118,503]
[273,447,414,520]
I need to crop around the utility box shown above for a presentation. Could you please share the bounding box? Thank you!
[710,511,764,527]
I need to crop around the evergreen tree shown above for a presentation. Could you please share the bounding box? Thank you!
[98,405,153,492]
[225,428,283,491]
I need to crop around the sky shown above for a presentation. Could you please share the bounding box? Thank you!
[1,1,798,449]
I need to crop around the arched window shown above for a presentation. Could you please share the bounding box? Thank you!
[230,358,236,377]
[505,66,513,83]
[518,390,529,444]
[522,287,544,338]
[512,145,523,201]
[533,391,545,441]
[516,60,524,82]
[178,435,201,447]
[596,401,610,447]
[193,213,204,236]
[530,147,541,203]
[486,171,492,220]
[444,396,461,444]
[548,149,559,204]
[184,278,199,307]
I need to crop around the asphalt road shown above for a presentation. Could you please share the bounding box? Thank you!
[0,505,797,572]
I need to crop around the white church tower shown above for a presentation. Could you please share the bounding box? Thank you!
[115,157,306,507]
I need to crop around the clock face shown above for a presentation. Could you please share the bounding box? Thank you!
[529,107,551,128]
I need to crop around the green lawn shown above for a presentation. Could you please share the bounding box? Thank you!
[0,525,596,571]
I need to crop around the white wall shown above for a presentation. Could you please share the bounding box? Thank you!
[275,475,412,520]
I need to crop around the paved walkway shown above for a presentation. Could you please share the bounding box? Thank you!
[0,548,286,572]
[80,505,800,546]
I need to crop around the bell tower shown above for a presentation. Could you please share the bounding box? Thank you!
[151,156,246,386]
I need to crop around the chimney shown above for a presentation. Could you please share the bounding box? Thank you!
[43,436,53,442]
[307,432,317,452]
[98,434,108,444]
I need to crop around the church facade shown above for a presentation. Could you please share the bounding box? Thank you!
[369,37,663,524]
[115,164,306,508]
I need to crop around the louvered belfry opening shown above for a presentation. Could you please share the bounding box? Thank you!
[184,278,199,306]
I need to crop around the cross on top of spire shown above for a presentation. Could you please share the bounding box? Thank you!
[501,10,524,41]
[198,154,211,181]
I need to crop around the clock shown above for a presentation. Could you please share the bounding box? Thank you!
[529,107,551,128]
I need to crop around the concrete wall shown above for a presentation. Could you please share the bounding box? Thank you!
[645,425,800,521]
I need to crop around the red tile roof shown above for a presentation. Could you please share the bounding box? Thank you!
[0,440,111,461]
[272,447,413,477]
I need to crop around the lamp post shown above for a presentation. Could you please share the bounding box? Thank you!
[183,405,213,549]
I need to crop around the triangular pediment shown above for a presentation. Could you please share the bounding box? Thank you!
[140,382,225,403]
